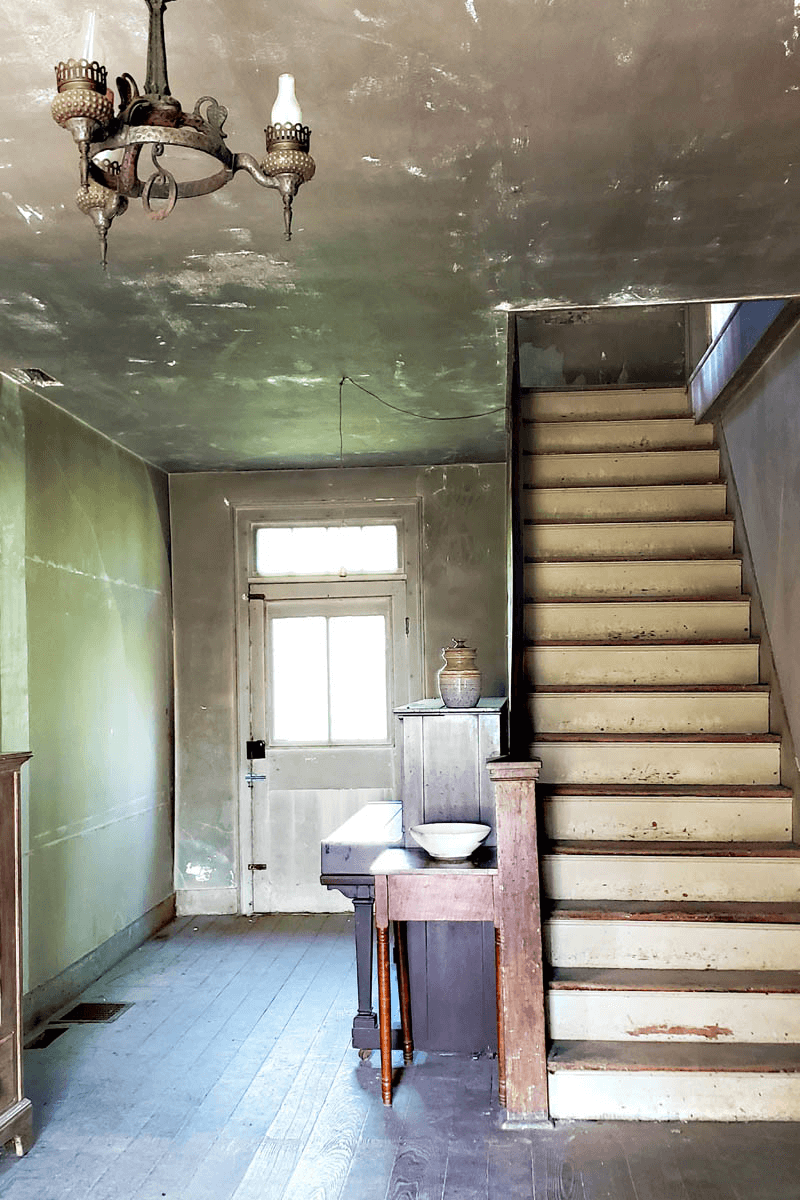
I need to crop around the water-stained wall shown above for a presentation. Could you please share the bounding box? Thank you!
[170,462,506,914]
[717,325,800,777]
[0,377,174,996]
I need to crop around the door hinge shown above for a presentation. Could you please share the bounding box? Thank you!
[248,863,267,871]
[405,617,410,637]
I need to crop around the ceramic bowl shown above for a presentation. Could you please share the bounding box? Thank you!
[409,822,491,861]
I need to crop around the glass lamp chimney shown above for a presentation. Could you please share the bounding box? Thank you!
[82,11,97,61]
[271,73,302,125]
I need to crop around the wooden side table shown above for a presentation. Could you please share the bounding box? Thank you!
[372,759,549,1125]
[372,849,502,1106]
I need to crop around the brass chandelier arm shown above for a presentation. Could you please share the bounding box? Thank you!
[231,153,283,192]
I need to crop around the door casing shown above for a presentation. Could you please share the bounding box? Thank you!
[234,499,423,914]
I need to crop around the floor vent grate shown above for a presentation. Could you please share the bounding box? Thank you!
[59,1001,131,1024]
[25,1026,69,1050]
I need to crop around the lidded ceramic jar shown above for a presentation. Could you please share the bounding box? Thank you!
[438,638,482,709]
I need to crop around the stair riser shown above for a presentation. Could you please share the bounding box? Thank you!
[543,798,792,843]
[547,919,800,970]
[548,1072,800,1121]
[523,389,691,421]
[548,991,800,1043]
[533,741,781,786]
[525,450,720,487]
[527,522,733,560]
[526,560,742,599]
[531,692,769,734]
[524,419,715,454]
[527,644,760,686]
[542,855,800,902]
[524,484,728,522]
[527,601,751,642]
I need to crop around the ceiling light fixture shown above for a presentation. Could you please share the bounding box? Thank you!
[51,0,315,267]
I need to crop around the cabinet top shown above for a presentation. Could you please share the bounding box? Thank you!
[394,698,507,716]
[0,751,32,774]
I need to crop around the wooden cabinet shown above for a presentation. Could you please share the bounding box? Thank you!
[393,700,507,1052]
[0,753,32,1158]
[395,698,507,843]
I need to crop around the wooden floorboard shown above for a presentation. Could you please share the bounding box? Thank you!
[5,916,800,1199]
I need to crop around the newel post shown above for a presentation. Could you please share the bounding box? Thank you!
[487,758,549,1125]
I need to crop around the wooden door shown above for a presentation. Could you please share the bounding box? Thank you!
[248,581,410,912]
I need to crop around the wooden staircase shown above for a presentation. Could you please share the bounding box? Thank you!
[521,386,800,1120]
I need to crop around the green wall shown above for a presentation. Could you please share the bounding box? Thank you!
[0,377,174,994]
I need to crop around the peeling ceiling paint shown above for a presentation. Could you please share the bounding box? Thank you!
[1,0,799,470]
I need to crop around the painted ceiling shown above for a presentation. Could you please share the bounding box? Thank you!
[2,0,799,471]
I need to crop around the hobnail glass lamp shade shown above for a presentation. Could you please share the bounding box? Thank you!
[271,73,302,124]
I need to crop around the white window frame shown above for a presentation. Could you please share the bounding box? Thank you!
[266,597,394,747]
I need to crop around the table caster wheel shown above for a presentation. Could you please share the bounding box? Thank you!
[358,1048,372,1061]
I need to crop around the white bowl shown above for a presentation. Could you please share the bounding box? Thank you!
[409,822,491,860]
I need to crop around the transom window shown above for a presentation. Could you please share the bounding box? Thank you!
[255,524,399,577]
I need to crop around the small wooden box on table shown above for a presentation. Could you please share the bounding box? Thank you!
[372,759,548,1125]
[0,753,33,1157]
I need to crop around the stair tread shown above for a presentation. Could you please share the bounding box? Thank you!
[533,733,781,744]
[527,638,758,648]
[524,446,717,454]
[539,783,793,796]
[525,446,719,453]
[527,482,725,490]
[525,517,734,526]
[547,1041,800,1072]
[521,386,688,395]
[549,967,800,993]
[524,416,700,426]
[546,840,800,857]
[525,481,722,491]
[531,685,770,693]
[549,900,800,923]
[526,555,743,564]
[525,596,748,605]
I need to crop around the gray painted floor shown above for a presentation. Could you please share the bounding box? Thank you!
[3,914,800,1199]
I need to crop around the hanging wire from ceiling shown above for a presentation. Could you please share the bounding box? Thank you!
[337,375,507,466]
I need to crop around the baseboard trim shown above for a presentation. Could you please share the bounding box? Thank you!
[23,893,176,1033]
[176,886,239,916]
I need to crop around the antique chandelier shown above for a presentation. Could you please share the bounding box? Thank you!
[51,0,315,266]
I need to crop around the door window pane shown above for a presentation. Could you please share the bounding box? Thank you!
[270,612,389,744]
[329,616,388,741]
[271,616,328,742]
[256,524,398,576]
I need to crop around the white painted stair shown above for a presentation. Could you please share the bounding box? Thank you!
[520,386,800,1120]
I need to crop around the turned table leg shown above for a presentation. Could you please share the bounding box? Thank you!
[395,921,414,1065]
[377,922,393,1105]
